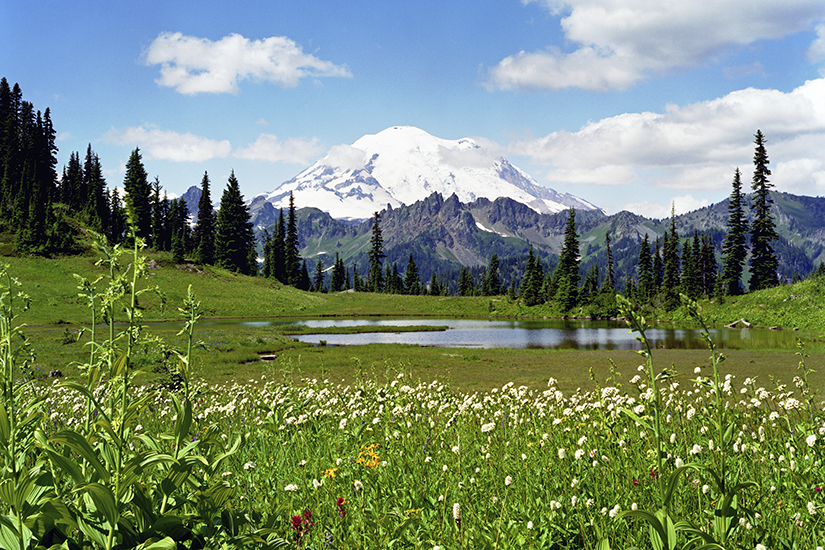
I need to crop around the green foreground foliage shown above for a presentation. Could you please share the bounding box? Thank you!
[0,229,824,549]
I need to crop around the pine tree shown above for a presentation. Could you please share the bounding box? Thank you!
[554,208,580,310]
[637,233,653,302]
[748,130,779,291]
[122,148,152,241]
[458,267,474,296]
[261,230,272,278]
[352,264,362,292]
[403,253,421,295]
[83,146,108,232]
[297,260,311,291]
[285,193,301,285]
[193,171,216,265]
[108,188,126,244]
[520,245,544,306]
[273,209,287,283]
[484,254,501,296]
[720,168,748,295]
[214,171,256,275]
[680,232,699,299]
[150,177,165,249]
[662,206,681,310]
[653,237,663,288]
[367,211,385,292]
[330,252,347,291]
[604,233,615,291]
[312,258,326,292]
[699,233,717,297]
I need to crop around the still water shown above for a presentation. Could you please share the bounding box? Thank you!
[207,318,815,351]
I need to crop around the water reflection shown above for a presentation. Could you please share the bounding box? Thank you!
[213,317,821,351]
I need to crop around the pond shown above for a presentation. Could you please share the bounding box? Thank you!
[201,317,816,351]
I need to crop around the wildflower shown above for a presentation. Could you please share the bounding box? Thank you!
[442,465,448,472]
[632,478,639,486]
[336,497,347,517]
[353,479,363,493]
[243,461,256,470]
[808,501,816,516]
[323,468,338,478]
[571,478,578,488]
[631,503,638,510]
[284,484,299,492]
[609,504,621,518]
[425,456,432,463]
[571,496,578,506]
[702,484,709,494]
[807,434,817,447]
[574,449,585,461]
[558,448,566,459]
[453,502,461,528]
[675,458,684,468]
[505,475,513,486]
[312,479,322,489]
[481,422,495,433]
[527,520,533,529]
[221,471,232,477]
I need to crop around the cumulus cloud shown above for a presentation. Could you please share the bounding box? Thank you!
[105,126,231,162]
[438,137,504,169]
[809,24,825,66]
[235,134,322,164]
[144,32,352,94]
[509,77,825,197]
[489,0,825,91]
[324,144,367,171]
[624,194,711,219]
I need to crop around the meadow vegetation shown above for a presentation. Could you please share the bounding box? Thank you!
[2,239,825,548]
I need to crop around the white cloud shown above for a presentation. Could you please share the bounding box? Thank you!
[325,144,367,171]
[144,32,352,94]
[809,24,825,65]
[235,134,322,164]
[490,0,825,91]
[623,194,711,219]
[105,126,231,162]
[510,78,825,196]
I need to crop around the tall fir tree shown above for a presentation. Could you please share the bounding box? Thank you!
[699,233,717,297]
[662,205,681,310]
[403,253,421,295]
[122,148,152,240]
[554,208,580,310]
[273,209,287,283]
[312,258,326,292]
[519,245,544,306]
[193,171,216,265]
[214,171,256,275]
[748,129,779,291]
[604,233,615,291]
[285,193,301,285]
[484,253,501,296]
[330,252,347,291]
[637,233,653,302]
[367,211,385,292]
[720,168,748,295]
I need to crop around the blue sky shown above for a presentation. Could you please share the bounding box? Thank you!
[3,0,825,217]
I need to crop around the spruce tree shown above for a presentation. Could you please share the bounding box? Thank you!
[367,211,385,292]
[122,148,152,240]
[403,253,421,295]
[662,206,681,310]
[312,258,326,292]
[214,170,256,275]
[330,252,346,291]
[520,245,544,306]
[484,254,501,296]
[273,209,287,283]
[285,193,301,285]
[604,233,615,291]
[720,168,748,295]
[193,171,216,265]
[637,233,653,302]
[748,129,779,291]
[261,230,272,279]
[554,208,580,310]
[699,233,717,297]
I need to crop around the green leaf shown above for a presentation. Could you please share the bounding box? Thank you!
[0,404,9,446]
[50,430,111,483]
[663,464,700,507]
[0,514,23,550]
[617,407,651,432]
[618,510,666,550]
[595,538,611,550]
[75,482,119,527]
[135,536,178,550]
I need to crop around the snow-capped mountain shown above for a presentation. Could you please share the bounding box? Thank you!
[257,126,600,220]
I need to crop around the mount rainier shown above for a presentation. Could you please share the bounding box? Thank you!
[255,126,600,220]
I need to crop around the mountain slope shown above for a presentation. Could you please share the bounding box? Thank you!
[257,126,600,220]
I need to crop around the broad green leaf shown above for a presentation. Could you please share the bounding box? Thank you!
[617,407,651,432]
[136,536,178,550]
[75,482,119,527]
[0,514,23,550]
[50,431,111,483]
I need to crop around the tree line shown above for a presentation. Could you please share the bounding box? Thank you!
[0,77,799,307]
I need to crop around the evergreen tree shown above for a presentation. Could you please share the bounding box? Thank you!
[108,188,126,244]
[312,258,326,292]
[297,260,311,291]
[193,171,216,265]
[214,171,256,275]
[285,193,301,285]
[680,232,699,299]
[367,211,385,292]
[150,177,165,249]
[458,266,474,296]
[662,206,681,310]
[720,168,748,295]
[484,254,501,296]
[404,253,421,295]
[273,209,287,283]
[604,233,615,291]
[352,264,362,292]
[83,146,108,232]
[330,253,347,291]
[699,233,717,297]
[748,129,779,291]
[520,245,544,306]
[637,233,653,302]
[122,148,152,240]
[554,208,580,310]
[261,230,272,279]
[653,237,663,288]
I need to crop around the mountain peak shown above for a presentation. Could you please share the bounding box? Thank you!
[259,126,600,220]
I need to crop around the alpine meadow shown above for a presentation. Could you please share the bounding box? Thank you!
[2,39,825,550]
